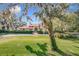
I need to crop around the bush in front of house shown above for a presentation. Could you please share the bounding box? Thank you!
[0,30,33,34]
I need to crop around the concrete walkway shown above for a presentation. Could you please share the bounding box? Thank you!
[1,32,79,37]
[0,34,48,37]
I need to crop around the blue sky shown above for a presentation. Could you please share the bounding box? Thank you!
[0,3,78,25]
[68,4,79,12]
[0,4,41,25]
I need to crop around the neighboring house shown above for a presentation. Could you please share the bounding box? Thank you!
[18,25,33,30]
[17,24,47,32]
[17,24,42,31]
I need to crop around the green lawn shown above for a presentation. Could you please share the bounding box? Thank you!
[0,35,79,56]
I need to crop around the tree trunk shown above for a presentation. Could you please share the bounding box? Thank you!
[48,30,58,51]
[48,19,58,51]
[43,18,58,51]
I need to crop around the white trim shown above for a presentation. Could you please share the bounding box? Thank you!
[0,0,79,3]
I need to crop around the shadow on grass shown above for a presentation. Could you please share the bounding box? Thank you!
[73,41,79,44]
[72,45,79,56]
[25,43,70,56]
[68,50,79,56]
[66,45,79,56]
[25,43,79,56]
[71,52,79,56]
[53,48,71,56]
[73,45,79,48]
[25,43,56,56]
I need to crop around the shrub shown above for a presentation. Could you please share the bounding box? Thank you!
[59,33,77,39]
[0,30,48,34]
[54,32,63,38]
[54,32,77,39]
[64,34,77,39]
[0,30,33,34]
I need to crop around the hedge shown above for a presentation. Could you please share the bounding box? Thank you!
[0,30,48,34]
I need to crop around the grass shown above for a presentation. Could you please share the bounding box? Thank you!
[0,35,79,56]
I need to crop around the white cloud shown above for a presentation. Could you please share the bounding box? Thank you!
[10,5,21,14]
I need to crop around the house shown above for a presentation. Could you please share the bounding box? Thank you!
[17,24,41,31]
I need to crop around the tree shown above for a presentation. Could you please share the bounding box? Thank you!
[74,8,79,32]
[0,4,20,31]
[63,12,79,32]
[26,3,69,51]
[52,17,68,32]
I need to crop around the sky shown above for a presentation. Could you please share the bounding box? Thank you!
[0,3,79,25]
